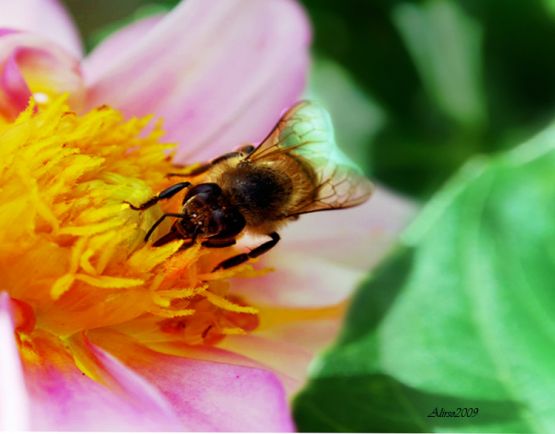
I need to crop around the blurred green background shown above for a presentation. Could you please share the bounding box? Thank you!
[62,1,555,432]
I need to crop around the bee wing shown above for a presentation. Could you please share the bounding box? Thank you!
[247,101,374,215]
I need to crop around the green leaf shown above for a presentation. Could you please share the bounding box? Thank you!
[393,0,486,130]
[307,57,387,174]
[294,123,555,432]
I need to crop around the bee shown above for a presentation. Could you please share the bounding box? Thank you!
[127,101,374,271]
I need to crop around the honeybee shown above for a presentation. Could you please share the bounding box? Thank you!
[127,101,374,271]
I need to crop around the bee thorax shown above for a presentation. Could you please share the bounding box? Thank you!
[221,166,293,225]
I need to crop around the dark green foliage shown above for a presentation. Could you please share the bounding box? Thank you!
[293,124,555,432]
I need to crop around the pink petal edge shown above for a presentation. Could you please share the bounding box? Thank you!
[231,186,417,307]
[84,0,311,163]
[22,332,184,431]
[1,47,31,115]
[84,13,165,83]
[0,293,30,431]
[0,0,82,57]
[219,318,341,397]
[0,31,84,116]
[94,333,295,432]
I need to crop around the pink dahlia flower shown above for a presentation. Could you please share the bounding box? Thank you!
[0,0,414,431]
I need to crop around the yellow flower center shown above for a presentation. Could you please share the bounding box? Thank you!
[0,97,260,347]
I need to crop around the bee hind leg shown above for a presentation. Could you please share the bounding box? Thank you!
[212,232,280,271]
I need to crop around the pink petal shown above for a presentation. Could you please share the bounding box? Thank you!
[21,332,184,431]
[0,31,84,117]
[231,186,417,307]
[84,0,311,163]
[131,310,345,398]
[84,13,164,82]
[0,0,82,57]
[0,47,30,115]
[94,333,295,431]
[0,293,30,430]
[219,306,346,396]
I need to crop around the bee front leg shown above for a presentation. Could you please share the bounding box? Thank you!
[151,229,180,247]
[125,182,191,211]
[144,213,185,242]
[152,230,196,250]
[212,232,280,271]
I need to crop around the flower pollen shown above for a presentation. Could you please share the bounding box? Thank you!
[0,97,259,348]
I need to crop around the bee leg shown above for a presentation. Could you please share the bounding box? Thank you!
[144,213,185,242]
[167,148,252,179]
[177,239,197,251]
[202,239,237,248]
[210,151,244,165]
[213,232,280,271]
[152,231,195,250]
[172,232,199,251]
[167,163,211,178]
[166,154,236,178]
[126,182,191,211]
[152,229,179,247]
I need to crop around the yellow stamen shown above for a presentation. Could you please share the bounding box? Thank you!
[1,96,259,345]
[147,308,196,318]
[203,290,259,314]
[220,327,248,335]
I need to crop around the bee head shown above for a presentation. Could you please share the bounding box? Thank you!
[181,183,246,238]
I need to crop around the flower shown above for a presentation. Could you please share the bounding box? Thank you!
[0,0,415,431]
